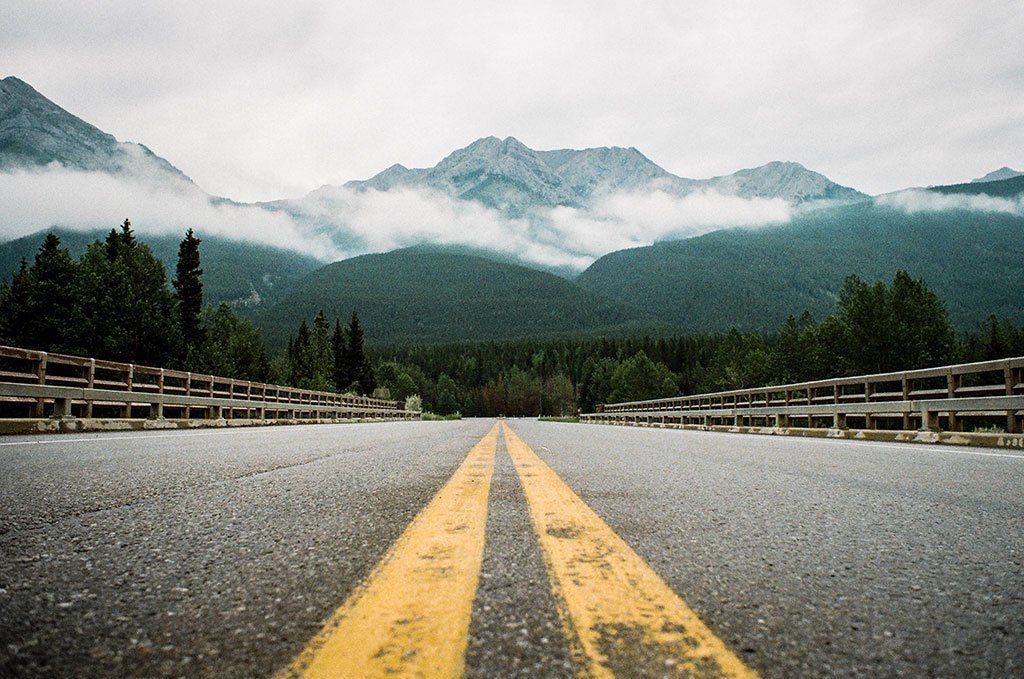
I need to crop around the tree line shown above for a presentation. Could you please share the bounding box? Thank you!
[0,225,379,398]
[373,271,1024,417]
[2,225,1022,416]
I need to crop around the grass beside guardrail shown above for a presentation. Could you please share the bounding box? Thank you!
[422,412,462,421]
[539,416,579,423]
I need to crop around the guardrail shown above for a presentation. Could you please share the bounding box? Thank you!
[0,345,419,434]
[583,357,1024,447]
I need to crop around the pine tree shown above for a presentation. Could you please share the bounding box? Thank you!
[290,319,314,387]
[104,228,120,260]
[310,310,333,389]
[119,218,136,249]
[331,319,350,391]
[173,229,205,360]
[345,311,375,394]
[0,259,32,346]
[23,233,79,352]
[74,224,180,365]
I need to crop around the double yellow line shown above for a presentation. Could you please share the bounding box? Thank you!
[280,421,756,678]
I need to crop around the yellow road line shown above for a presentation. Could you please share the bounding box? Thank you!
[502,423,758,678]
[279,422,499,678]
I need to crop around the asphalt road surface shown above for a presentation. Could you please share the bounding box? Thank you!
[1,419,1022,677]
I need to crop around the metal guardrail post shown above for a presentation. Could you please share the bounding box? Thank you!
[1005,366,1020,434]
[34,351,47,418]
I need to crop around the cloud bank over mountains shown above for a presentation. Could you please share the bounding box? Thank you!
[2,76,1021,271]
[0,165,338,257]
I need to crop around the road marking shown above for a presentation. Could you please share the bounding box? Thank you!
[503,423,758,678]
[279,423,499,679]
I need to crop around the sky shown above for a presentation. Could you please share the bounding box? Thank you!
[2,0,1022,203]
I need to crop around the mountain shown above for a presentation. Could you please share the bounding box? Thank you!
[0,76,191,183]
[700,161,865,202]
[934,174,1024,198]
[0,228,321,308]
[577,197,1024,331]
[971,167,1023,184]
[2,77,872,276]
[340,135,866,212]
[253,248,665,347]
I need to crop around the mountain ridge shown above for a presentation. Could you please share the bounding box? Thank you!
[340,135,866,210]
[0,76,192,184]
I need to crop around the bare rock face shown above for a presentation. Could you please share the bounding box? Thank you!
[0,76,191,184]
[971,166,1023,184]
[340,135,864,213]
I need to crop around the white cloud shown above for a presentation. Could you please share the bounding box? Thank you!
[0,166,340,258]
[543,190,792,257]
[876,189,1024,216]
[0,167,795,270]
[2,0,1021,200]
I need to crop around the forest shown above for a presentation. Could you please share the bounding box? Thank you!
[1,227,1022,417]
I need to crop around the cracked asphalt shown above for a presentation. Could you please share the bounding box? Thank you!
[1,419,1022,677]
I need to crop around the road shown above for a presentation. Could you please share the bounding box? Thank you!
[1,419,1022,677]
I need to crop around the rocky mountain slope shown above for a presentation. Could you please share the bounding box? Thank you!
[0,76,190,183]
[971,167,1023,183]
[340,135,866,212]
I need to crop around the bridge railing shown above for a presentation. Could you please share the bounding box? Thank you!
[0,345,419,430]
[584,356,1024,442]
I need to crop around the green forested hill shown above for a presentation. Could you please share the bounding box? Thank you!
[576,201,1024,330]
[0,228,322,308]
[253,248,665,348]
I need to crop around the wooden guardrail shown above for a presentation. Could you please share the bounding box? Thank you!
[583,357,1024,446]
[0,345,419,433]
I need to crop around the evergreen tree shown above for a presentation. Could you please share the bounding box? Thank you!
[104,228,120,260]
[310,310,333,389]
[434,373,461,415]
[344,311,375,394]
[23,234,79,352]
[289,319,314,387]
[331,319,349,391]
[0,259,32,346]
[119,218,136,248]
[609,351,678,403]
[74,227,180,365]
[173,229,205,360]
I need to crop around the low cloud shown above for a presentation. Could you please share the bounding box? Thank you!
[0,167,794,270]
[541,189,792,258]
[876,189,1024,216]
[0,165,341,258]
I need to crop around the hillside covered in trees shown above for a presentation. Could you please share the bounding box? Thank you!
[252,247,663,348]
[372,272,1024,417]
[1,225,1022,418]
[577,200,1024,331]
[0,227,321,310]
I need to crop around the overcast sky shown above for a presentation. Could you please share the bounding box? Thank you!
[3,0,1022,202]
